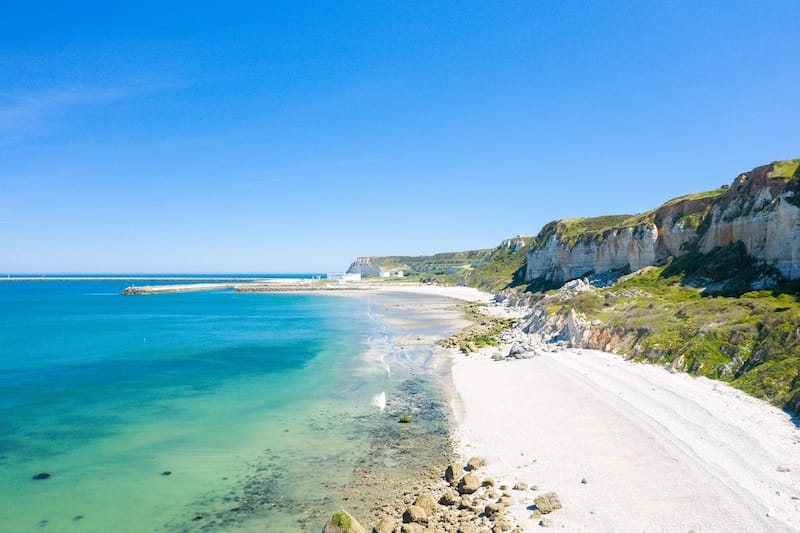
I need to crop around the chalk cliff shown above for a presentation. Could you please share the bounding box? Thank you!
[524,159,800,287]
[698,163,800,279]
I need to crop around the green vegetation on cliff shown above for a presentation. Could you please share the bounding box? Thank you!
[542,265,800,414]
[355,249,493,275]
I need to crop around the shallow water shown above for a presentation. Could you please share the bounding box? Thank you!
[0,282,461,532]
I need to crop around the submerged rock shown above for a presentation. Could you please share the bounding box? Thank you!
[398,414,413,424]
[32,473,51,480]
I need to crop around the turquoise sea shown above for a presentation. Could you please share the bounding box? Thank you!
[0,278,457,532]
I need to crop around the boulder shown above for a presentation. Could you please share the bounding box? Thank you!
[445,463,464,485]
[533,492,562,514]
[414,494,438,515]
[323,510,367,533]
[498,495,515,507]
[401,524,423,533]
[402,505,428,524]
[493,518,513,532]
[439,488,459,506]
[372,517,394,533]
[484,502,504,518]
[457,473,481,494]
[466,456,487,471]
[398,414,413,424]
[459,495,473,510]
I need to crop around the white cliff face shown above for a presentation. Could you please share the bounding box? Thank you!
[526,225,659,283]
[525,161,800,285]
[500,237,527,253]
[700,191,800,279]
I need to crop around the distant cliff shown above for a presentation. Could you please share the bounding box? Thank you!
[524,159,800,290]
[346,249,493,277]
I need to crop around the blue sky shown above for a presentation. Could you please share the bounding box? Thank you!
[1,1,799,273]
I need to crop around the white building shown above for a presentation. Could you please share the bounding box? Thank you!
[379,270,404,278]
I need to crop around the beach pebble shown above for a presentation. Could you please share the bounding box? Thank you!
[581,477,588,484]
[398,415,413,424]
[513,482,529,491]
[777,466,791,473]
[539,517,553,527]
[483,477,496,487]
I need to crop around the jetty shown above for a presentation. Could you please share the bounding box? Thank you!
[121,283,236,295]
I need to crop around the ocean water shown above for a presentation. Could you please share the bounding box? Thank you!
[0,280,457,532]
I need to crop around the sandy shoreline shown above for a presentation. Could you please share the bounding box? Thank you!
[363,285,800,532]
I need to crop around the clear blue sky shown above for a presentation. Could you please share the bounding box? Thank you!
[2,1,799,273]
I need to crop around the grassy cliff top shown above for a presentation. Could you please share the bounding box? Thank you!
[768,158,800,179]
[359,248,493,273]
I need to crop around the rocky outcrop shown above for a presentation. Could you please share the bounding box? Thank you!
[525,159,800,286]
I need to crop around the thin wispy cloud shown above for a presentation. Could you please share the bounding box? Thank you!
[0,82,175,144]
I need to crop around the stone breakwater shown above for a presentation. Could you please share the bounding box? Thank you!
[324,457,563,533]
[121,283,236,295]
[121,282,379,295]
